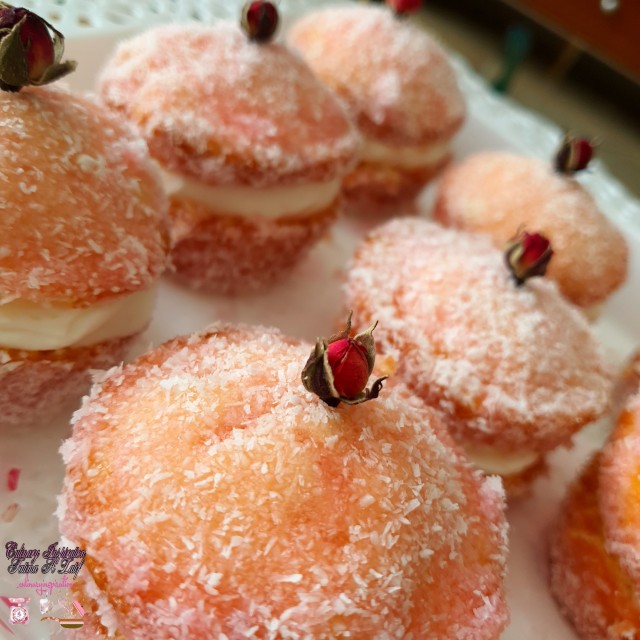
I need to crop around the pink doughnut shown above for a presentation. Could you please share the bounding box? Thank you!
[433,151,628,308]
[99,23,360,293]
[288,5,465,216]
[0,86,169,427]
[344,218,611,490]
[60,325,509,638]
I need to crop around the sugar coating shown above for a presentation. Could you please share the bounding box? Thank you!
[549,455,640,639]
[343,158,449,217]
[433,152,628,307]
[0,85,169,306]
[613,351,640,417]
[169,197,339,295]
[288,5,465,146]
[0,333,140,430]
[99,23,360,188]
[599,391,640,592]
[344,219,612,454]
[59,324,509,639]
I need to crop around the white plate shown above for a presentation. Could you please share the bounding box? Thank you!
[1,7,639,639]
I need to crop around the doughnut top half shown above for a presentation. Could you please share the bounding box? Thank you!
[99,23,361,188]
[288,5,465,146]
[0,86,169,306]
[345,219,612,452]
[59,324,508,639]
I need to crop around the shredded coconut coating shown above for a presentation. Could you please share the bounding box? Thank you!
[0,85,170,307]
[0,333,140,430]
[343,158,450,217]
[599,391,640,593]
[613,351,640,418]
[344,219,612,455]
[433,151,628,307]
[287,5,465,146]
[549,455,640,640]
[169,196,339,295]
[59,324,508,639]
[98,23,360,189]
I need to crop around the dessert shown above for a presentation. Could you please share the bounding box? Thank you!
[287,3,465,216]
[59,323,509,638]
[612,349,640,417]
[549,454,640,639]
[98,14,360,295]
[0,10,170,428]
[550,384,640,639]
[433,141,628,308]
[344,219,611,494]
[599,390,640,592]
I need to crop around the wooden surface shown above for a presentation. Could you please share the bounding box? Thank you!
[503,0,640,81]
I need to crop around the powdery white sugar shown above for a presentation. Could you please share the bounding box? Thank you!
[59,324,508,639]
[345,219,612,453]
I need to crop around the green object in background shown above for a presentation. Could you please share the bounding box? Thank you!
[492,24,532,93]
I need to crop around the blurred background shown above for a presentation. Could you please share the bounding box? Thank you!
[414,0,640,198]
[22,0,640,199]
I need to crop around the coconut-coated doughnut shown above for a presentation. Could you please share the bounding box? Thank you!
[98,23,359,293]
[549,455,640,640]
[59,325,509,638]
[99,23,359,188]
[344,219,611,488]
[433,151,628,308]
[0,86,169,307]
[0,85,169,427]
[599,391,640,592]
[288,5,464,216]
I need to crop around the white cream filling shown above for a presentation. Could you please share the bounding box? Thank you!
[360,137,451,169]
[0,288,156,351]
[161,169,341,219]
[465,446,540,477]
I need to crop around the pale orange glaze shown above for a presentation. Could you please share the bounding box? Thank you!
[345,219,611,460]
[433,152,628,308]
[60,325,509,639]
[288,5,465,147]
[0,333,140,429]
[168,197,339,294]
[0,86,170,306]
[99,24,360,188]
[549,455,640,640]
[599,390,640,593]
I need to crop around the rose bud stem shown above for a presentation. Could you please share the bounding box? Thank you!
[0,2,76,92]
[301,312,388,407]
[241,1,279,43]
[386,0,423,17]
[505,230,553,286]
[554,134,595,174]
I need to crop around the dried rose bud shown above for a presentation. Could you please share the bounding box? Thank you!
[301,312,387,407]
[554,134,595,174]
[386,0,423,16]
[0,2,76,92]
[505,230,553,286]
[241,1,279,43]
